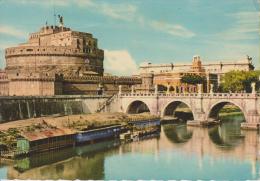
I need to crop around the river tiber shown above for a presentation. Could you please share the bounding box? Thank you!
[0,1,260,180]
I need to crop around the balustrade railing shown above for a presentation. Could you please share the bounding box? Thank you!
[120,92,260,98]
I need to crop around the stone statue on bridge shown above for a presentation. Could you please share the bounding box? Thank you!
[58,15,64,27]
[251,82,256,94]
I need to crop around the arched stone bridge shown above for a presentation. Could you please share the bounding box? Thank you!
[116,92,260,129]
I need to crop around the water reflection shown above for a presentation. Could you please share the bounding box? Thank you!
[208,114,245,148]
[8,140,120,180]
[0,115,259,180]
[163,124,193,143]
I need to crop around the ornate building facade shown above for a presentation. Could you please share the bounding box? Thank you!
[139,56,254,76]
[137,55,254,93]
[0,19,141,96]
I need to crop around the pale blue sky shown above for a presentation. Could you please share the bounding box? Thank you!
[0,0,259,75]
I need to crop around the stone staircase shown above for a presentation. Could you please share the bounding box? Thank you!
[96,94,118,113]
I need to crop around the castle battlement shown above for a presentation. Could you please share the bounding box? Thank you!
[63,75,141,84]
[5,46,104,59]
[10,77,55,82]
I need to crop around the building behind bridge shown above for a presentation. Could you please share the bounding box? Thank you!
[136,55,254,93]
[0,17,141,96]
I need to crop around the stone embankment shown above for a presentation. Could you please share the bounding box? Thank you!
[0,95,110,123]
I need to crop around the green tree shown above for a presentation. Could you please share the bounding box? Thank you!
[181,74,206,85]
[220,70,260,93]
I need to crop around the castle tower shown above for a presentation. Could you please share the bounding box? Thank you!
[5,20,104,76]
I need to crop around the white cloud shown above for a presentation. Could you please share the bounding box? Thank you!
[219,43,259,60]
[75,0,195,38]
[99,4,137,21]
[0,41,17,68]
[74,0,94,7]
[150,20,195,38]
[7,0,195,38]
[216,11,259,40]
[200,11,259,68]
[104,50,138,76]
[198,39,259,68]
[8,0,70,6]
[76,0,137,21]
[0,25,27,38]
[0,44,11,50]
[20,0,136,22]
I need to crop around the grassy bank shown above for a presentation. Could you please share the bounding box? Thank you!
[219,112,243,117]
[219,105,241,113]
[0,112,158,151]
[174,104,242,115]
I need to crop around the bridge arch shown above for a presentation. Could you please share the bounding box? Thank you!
[126,100,151,114]
[206,100,246,121]
[162,100,195,121]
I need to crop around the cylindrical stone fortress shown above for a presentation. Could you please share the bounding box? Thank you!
[5,25,104,76]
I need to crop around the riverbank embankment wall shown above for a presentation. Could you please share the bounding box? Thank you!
[0,95,109,123]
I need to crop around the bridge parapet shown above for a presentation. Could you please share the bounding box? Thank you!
[120,93,260,99]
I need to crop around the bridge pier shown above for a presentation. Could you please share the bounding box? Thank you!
[194,111,206,122]
[187,110,207,126]
[241,110,260,130]
[241,88,260,130]
[188,88,208,125]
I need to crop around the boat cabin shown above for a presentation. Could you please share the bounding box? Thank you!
[16,128,76,154]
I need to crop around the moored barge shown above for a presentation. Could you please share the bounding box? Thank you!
[16,128,76,155]
[128,118,161,132]
[75,124,122,144]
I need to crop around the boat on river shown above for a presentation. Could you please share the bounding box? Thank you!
[75,124,121,144]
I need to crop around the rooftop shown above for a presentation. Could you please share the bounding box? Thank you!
[20,128,76,141]
[140,56,253,68]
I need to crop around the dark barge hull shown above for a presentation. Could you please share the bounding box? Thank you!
[75,125,121,144]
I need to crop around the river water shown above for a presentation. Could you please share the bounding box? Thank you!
[0,114,259,180]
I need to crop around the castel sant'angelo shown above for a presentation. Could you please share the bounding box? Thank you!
[0,16,141,96]
[0,16,254,96]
